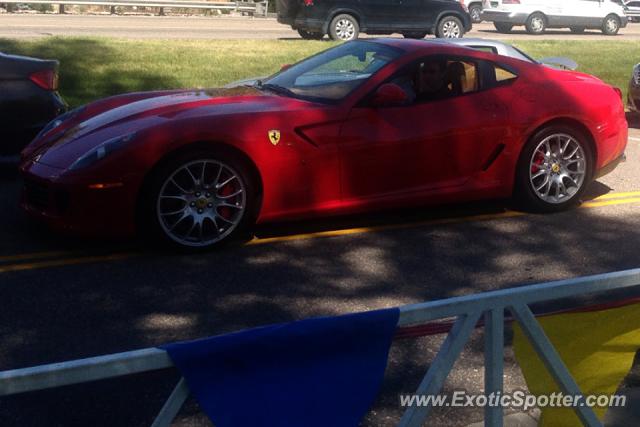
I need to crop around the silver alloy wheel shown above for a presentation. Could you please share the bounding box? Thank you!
[605,17,619,33]
[157,159,246,247]
[470,7,481,22]
[442,20,461,38]
[335,19,356,40]
[528,133,587,204]
[530,17,544,32]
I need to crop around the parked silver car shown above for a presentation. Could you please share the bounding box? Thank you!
[624,0,640,21]
[629,63,640,115]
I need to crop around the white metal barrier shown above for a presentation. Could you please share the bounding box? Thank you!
[1,0,269,16]
[2,268,640,426]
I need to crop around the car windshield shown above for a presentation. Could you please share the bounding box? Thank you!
[261,41,403,103]
[511,46,537,63]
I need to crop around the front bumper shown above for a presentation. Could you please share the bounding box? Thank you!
[20,160,141,238]
[481,10,528,24]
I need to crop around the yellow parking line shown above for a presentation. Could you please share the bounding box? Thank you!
[1,190,640,273]
[590,190,640,201]
[247,211,525,246]
[249,195,640,246]
[0,253,136,274]
[0,251,72,263]
[581,197,640,209]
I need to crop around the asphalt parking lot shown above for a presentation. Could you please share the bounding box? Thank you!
[1,111,640,425]
[1,14,640,40]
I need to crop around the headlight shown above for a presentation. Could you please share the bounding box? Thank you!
[37,105,86,139]
[634,64,640,86]
[69,133,135,171]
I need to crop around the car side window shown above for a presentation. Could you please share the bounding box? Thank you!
[389,56,480,105]
[469,46,499,55]
[495,65,518,84]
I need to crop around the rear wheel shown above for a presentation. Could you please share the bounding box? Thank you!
[494,22,513,33]
[146,150,256,250]
[329,14,359,41]
[515,126,592,213]
[298,29,324,40]
[570,26,585,33]
[436,16,464,38]
[525,12,546,34]
[469,3,483,23]
[602,14,620,35]
[402,32,428,39]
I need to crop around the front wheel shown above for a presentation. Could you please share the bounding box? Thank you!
[469,4,483,23]
[329,14,359,41]
[146,150,255,250]
[602,15,620,35]
[525,12,546,34]
[494,22,513,33]
[436,16,464,38]
[515,126,593,213]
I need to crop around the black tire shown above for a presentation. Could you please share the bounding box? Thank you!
[328,14,359,41]
[602,14,621,35]
[402,32,428,39]
[514,125,593,213]
[494,22,513,33]
[436,15,465,38]
[144,148,257,251]
[469,4,483,23]
[298,29,324,40]
[570,26,585,33]
[525,12,546,34]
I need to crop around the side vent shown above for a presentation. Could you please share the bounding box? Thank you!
[482,144,505,171]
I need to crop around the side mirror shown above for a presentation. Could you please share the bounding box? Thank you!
[281,64,292,71]
[370,83,409,107]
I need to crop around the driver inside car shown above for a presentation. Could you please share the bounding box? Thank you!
[416,59,451,101]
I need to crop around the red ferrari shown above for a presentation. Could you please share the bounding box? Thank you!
[20,39,627,249]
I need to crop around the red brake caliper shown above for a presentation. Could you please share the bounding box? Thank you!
[531,152,544,174]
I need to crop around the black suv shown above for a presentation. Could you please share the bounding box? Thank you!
[276,0,472,41]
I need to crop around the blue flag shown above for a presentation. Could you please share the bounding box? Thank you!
[161,308,400,427]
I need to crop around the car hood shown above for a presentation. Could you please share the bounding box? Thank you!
[31,87,307,169]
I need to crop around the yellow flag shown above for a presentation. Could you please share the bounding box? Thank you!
[513,302,640,426]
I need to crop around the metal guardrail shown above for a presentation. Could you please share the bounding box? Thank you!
[1,0,269,16]
[2,269,640,426]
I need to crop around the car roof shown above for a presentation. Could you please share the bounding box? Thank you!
[368,38,481,56]
[368,38,537,64]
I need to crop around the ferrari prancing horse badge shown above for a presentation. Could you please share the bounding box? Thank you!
[268,130,280,146]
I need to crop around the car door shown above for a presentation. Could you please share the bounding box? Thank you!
[357,0,403,29]
[566,0,605,26]
[409,0,441,30]
[338,56,511,204]
[536,0,569,26]
[396,0,429,30]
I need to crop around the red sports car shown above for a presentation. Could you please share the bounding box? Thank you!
[20,39,627,249]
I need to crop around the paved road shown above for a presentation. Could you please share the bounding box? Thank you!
[0,120,639,426]
[1,13,640,40]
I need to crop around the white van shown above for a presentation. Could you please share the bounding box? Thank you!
[481,0,628,35]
